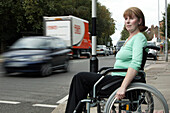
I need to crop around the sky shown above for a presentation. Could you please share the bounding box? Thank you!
[98,0,170,46]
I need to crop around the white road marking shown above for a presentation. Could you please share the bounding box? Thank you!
[32,104,58,108]
[32,95,68,108]
[0,95,68,108]
[56,95,68,104]
[0,100,21,104]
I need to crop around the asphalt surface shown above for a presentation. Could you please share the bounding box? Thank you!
[0,55,117,113]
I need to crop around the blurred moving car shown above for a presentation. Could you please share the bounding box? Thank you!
[114,40,125,56]
[1,36,71,77]
[147,41,158,60]
[96,45,110,56]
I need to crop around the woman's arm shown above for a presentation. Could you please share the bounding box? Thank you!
[115,34,147,100]
[115,67,138,100]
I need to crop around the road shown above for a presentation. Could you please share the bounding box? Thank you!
[0,55,155,113]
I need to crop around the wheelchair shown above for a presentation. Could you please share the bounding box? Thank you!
[73,46,169,113]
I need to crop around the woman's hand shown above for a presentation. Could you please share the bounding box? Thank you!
[115,87,126,100]
[115,68,138,100]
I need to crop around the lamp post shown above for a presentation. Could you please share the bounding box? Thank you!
[90,0,98,72]
[158,0,161,42]
[165,0,168,62]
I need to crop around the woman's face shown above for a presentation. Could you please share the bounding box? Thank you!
[124,13,140,33]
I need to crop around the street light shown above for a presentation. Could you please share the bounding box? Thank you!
[90,0,98,72]
[165,0,168,62]
[158,0,161,42]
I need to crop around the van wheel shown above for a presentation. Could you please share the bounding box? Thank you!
[40,63,52,77]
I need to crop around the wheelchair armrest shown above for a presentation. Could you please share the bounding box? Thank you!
[144,45,160,51]
[97,67,114,74]
[102,68,128,76]
[93,68,146,98]
[92,69,128,98]
[102,68,145,78]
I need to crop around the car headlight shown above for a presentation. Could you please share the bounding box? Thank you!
[30,55,45,61]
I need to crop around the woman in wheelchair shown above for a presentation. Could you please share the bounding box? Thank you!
[65,7,148,113]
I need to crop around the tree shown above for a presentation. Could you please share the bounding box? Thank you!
[120,29,129,40]
[0,0,22,52]
[161,3,170,38]
[0,0,116,52]
[97,3,115,45]
[120,29,150,41]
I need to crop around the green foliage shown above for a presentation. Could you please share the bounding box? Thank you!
[120,29,150,41]
[0,0,116,52]
[97,3,115,46]
[161,3,170,38]
[120,29,129,40]
[167,40,170,50]
[0,0,21,52]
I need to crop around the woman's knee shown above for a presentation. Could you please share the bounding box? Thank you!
[74,72,101,83]
[74,72,88,79]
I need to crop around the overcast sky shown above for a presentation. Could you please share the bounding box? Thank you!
[98,0,170,45]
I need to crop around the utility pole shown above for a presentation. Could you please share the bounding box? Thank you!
[90,0,98,72]
[165,0,168,62]
[158,0,161,42]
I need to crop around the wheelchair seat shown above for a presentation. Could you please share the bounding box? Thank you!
[89,71,146,99]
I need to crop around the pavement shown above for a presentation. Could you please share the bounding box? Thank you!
[51,54,170,113]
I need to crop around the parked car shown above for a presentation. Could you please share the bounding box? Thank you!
[96,45,110,56]
[147,41,158,60]
[1,36,71,77]
[114,40,125,56]
[108,47,114,55]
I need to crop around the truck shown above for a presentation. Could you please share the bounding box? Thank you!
[43,15,92,58]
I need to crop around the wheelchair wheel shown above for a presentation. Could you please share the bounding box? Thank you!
[104,83,169,113]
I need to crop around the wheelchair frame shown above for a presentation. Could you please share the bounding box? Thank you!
[73,46,169,113]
